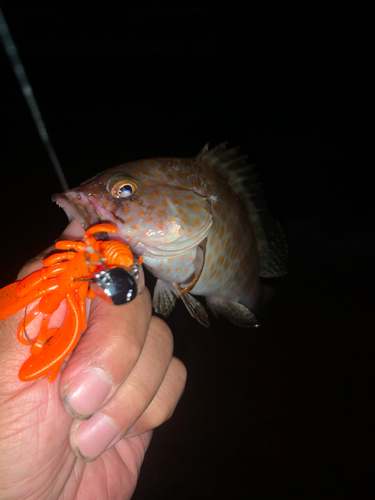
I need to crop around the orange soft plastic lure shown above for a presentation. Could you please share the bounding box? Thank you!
[0,223,142,382]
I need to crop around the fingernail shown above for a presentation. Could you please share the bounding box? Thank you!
[74,412,118,461]
[63,367,113,418]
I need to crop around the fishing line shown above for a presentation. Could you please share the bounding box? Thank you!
[0,8,69,191]
[22,305,33,345]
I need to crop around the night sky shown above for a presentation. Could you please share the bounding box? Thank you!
[0,4,373,499]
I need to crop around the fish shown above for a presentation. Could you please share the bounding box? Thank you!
[53,142,287,327]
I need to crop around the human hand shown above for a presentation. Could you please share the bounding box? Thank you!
[0,220,186,500]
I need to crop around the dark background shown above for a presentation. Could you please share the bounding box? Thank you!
[0,3,373,499]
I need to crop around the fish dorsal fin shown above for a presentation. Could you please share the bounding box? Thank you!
[197,142,287,278]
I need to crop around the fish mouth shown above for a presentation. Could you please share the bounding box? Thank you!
[53,194,83,223]
[52,192,115,230]
[53,193,91,229]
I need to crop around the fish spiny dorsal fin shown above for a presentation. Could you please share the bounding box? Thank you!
[197,142,287,278]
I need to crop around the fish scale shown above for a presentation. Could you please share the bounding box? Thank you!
[53,143,287,327]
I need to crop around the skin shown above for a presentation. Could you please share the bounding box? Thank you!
[0,220,187,500]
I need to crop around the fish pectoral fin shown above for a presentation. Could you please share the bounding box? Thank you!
[179,292,211,328]
[153,280,179,318]
[206,298,260,327]
[178,238,207,295]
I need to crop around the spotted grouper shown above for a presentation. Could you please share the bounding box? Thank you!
[53,143,287,327]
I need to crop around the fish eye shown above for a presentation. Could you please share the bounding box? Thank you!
[109,179,138,199]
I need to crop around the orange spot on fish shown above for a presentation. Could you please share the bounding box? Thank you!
[189,204,203,213]
[138,210,146,217]
[192,218,201,228]
[172,197,183,205]
[156,209,167,218]
[132,224,140,231]
[176,207,188,216]
[153,171,163,180]
[177,170,189,179]
[124,217,134,224]
[144,216,154,224]
[180,215,190,225]
[146,190,161,201]
[148,160,159,168]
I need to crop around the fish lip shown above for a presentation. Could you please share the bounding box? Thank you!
[52,192,123,239]
[52,193,92,229]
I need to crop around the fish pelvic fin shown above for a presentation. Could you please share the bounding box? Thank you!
[153,279,210,327]
[179,292,211,328]
[206,297,260,327]
[197,142,287,278]
[153,280,178,318]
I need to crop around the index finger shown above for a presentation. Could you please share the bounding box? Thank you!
[17,219,86,280]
